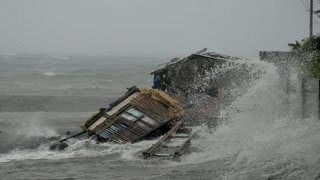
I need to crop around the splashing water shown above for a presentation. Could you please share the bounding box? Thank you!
[0,58,319,179]
[180,59,320,179]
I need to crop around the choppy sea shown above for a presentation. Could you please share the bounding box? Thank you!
[0,54,319,180]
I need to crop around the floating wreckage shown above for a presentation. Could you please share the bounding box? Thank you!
[52,49,260,159]
[51,86,193,159]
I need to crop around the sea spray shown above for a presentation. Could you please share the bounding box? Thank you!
[180,59,320,179]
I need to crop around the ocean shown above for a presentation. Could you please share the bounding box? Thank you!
[0,54,319,180]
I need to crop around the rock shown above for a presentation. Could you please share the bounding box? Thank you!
[49,142,69,150]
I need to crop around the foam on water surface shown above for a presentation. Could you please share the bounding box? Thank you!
[0,56,319,179]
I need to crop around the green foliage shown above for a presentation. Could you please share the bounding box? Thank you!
[291,35,320,78]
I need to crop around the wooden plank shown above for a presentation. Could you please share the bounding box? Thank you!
[88,115,107,131]
[114,124,133,142]
[153,153,172,157]
[142,122,182,158]
[93,116,118,133]
[95,116,140,142]
[114,121,142,142]
[84,109,106,129]
[111,125,140,142]
[106,92,140,116]
[173,133,195,160]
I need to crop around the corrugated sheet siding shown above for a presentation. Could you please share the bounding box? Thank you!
[92,94,176,143]
[93,115,118,133]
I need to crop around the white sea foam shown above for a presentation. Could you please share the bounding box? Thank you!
[0,137,158,163]
[0,140,101,163]
[52,56,70,60]
[43,72,57,76]
[16,126,59,138]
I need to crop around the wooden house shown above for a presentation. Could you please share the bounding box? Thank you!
[81,86,184,143]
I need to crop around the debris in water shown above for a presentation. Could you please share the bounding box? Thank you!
[53,49,263,159]
[78,86,194,159]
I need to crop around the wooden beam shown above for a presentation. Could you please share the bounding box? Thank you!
[173,133,195,160]
[142,121,182,158]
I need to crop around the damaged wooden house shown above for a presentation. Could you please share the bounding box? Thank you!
[52,48,258,159]
[76,86,193,159]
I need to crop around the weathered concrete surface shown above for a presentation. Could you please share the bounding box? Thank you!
[260,51,320,119]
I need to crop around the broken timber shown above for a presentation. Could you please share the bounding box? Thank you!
[142,121,195,159]
[142,121,182,158]
[173,133,195,160]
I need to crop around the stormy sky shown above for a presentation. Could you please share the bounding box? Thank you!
[0,0,319,57]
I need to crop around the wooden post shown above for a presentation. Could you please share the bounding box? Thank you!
[59,131,86,142]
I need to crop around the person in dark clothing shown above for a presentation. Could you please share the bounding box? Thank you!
[152,74,162,89]
[151,68,166,89]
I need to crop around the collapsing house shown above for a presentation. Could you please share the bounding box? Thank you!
[81,86,184,143]
[53,49,258,159]
[79,86,193,159]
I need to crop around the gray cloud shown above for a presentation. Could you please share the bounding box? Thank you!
[0,0,319,57]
